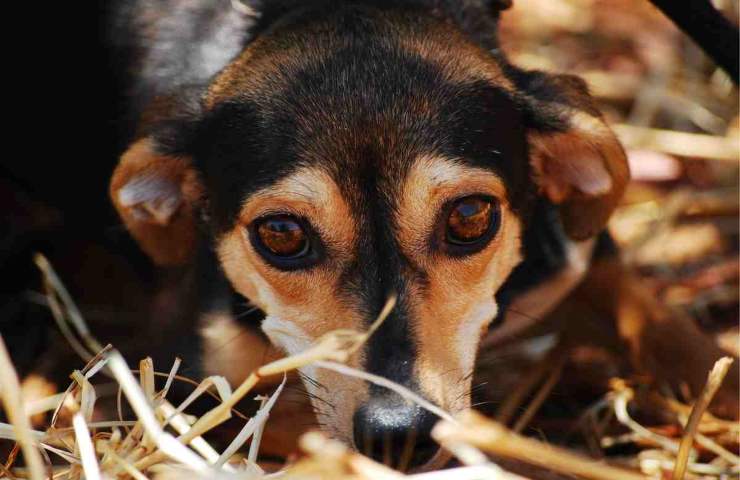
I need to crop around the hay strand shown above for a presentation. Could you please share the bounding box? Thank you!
[72,414,101,480]
[672,357,734,480]
[433,410,647,480]
[0,335,46,480]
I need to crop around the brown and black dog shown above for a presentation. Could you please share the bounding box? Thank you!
[107,0,737,471]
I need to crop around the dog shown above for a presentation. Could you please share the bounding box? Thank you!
[108,0,737,471]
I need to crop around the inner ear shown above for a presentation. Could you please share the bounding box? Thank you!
[530,118,614,203]
[519,73,630,240]
[110,138,203,266]
[117,170,184,225]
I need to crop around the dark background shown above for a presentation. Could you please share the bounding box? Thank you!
[6,1,126,229]
[1,0,152,378]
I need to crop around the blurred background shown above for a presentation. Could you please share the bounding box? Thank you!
[497,0,739,354]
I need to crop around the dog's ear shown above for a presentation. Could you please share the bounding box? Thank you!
[521,72,630,240]
[110,138,203,266]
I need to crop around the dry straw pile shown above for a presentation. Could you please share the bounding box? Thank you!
[0,256,737,480]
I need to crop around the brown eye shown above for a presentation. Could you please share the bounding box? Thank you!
[446,196,498,246]
[255,215,309,258]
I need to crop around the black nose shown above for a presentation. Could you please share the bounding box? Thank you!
[353,397,439,470]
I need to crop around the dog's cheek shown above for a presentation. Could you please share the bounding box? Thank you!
[262,315,314,357]
[217,226,363,337]
[454,299,498,380]
[262,314,369,444]
[217,229,276,310]
[260,314,322,393]
[412,207,523,410]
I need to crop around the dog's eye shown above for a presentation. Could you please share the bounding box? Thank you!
[446,196,499,247]
[255,215,309,258]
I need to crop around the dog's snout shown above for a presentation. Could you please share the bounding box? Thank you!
[352,398,439,470]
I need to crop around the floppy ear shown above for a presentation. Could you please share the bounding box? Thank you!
[523,73,630,240]
[110,138,203,266]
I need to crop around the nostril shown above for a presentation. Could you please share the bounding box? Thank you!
[352,404,440,470]
[406,433,438,470]
[402,410,439,470]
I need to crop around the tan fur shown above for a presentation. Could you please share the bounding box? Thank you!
[111,6,635,453]
[212,157,523,439]
[397,155,523,412]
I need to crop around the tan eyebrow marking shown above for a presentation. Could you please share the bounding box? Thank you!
[236,166,357,249]
[396,154,509,257]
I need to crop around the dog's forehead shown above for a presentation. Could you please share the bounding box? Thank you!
[205,6,513,105]
[195,7,531,228]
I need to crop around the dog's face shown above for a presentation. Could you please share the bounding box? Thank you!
[111,5,628,470]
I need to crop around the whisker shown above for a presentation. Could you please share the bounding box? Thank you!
[298,372,329,392]
[458,369,476,384]
[472,381,488,390]
[455,390,470,401]
[282,385,307,393]
[437,367,462,379]
[278,399,318,407]
[470,400,497,408]
[303,392,336,410]
[234,305,261,319]
[506,306,543,323]
[455,381,488,401]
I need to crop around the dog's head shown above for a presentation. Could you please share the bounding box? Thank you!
[110,1,628,470]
